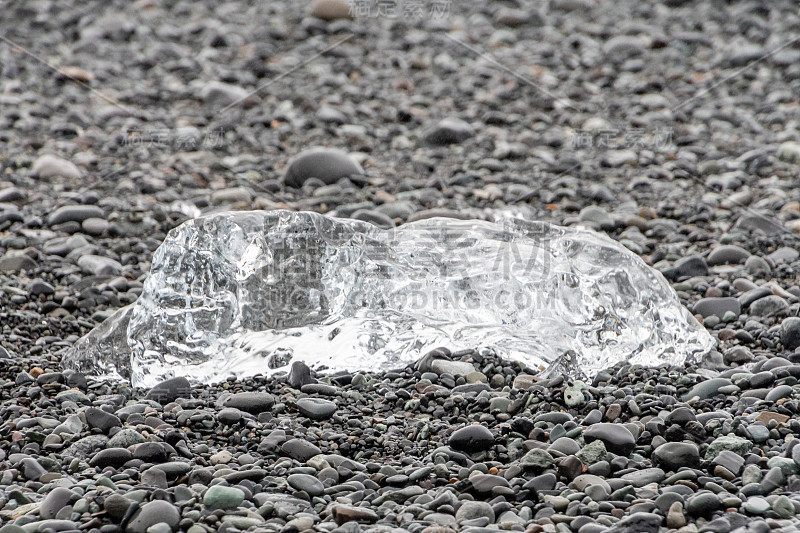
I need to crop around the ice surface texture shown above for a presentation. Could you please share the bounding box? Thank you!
[63,210,714,388]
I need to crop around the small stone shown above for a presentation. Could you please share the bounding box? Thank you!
[146,377,191,403]
[746,424,770,443]
[743,496,770,515]
[0,254,37,272]
[125,500,180,533]
[692,297,741,319]
[781,317,800,351]
[284,147,363,187]
[77,255,122,276]
[749,295,790,317]
[577,439,610,465]
[210,450,232,465]
[140,467,168,489]
[332,504,379,525]
[777,141,800,163]
[281,438,322,462]
[773,495,795,518]
[663,256,708,280]
[201,81,250,108]
[203,486,244,510]
[310,0,353,21]
[583,423,636,456]
[287,361,315,388]
[653,442,700,471]
[32,154,81,180]
[19,457,47,480]
[85,407,122,432]
[711,450,745,475]
[512,374,536,390]
[350,209,395,229]
[224,392,275,414]
[605,512,661,533]
[104,494,134,520]
[217,408,243,425]
[39,487,76,519]
[287,473,325,497]
[666,502,686,529]
[57,66,95,82]
[422,118,475,145]
[108,428,146,448]
[765,385,793,403]
[705,435,752,461]
[682,378,732,401]
[519,448,555,470]
[89,448,132,468]
[430,359,475,376]
[564,381,587,407]
[48,205,104,226]
[707,245,750,265]
[29,279,55,296]
[455,501,495,523]
[449,424,494,452]
[296,398,337,421]
[686,492,722,517]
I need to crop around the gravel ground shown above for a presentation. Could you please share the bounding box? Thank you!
[2,0,800,532]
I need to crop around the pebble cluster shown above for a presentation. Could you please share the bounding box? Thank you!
[2,0,800,532]
[5,349,800,533]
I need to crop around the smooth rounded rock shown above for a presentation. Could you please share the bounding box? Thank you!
[455,500,495,523]
[125,500,180,533]
[287,473,325,497]
[296,397,337,420]
[707,245,750,265]
[48,205,104,226]
[224,392,275,414]
[281,438,322,461]
[284,148,363,187]
[146,377,192,404]
[423,118,475,146]
[583,423,636,456]
[653,442,700,471]
[39,487,77,520]
[692,297,740,319]
[203,485,244,510]
[310,0,353,20]
[449,424,494,453]
[33,154,81,180]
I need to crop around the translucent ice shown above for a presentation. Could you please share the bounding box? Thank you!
[63,210,714,388]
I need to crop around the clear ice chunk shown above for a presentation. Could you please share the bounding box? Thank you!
[62,210,714,388]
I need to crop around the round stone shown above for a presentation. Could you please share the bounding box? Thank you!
[423,118,475,145]
[287,473,325,497]
[39,487,76,519]
[33,154,81,180]
[310,0,353,20]
[455,501,495,523]
[653,442,700,471]
[296,397,337,421]
[281,438,322,462]
[125,500,180,533]
[583,423,636,456]
[223,392,275,414]
[284,147,363,187]
[707,245,750,265]
[203,485,245,510]
[449,424,494,453]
